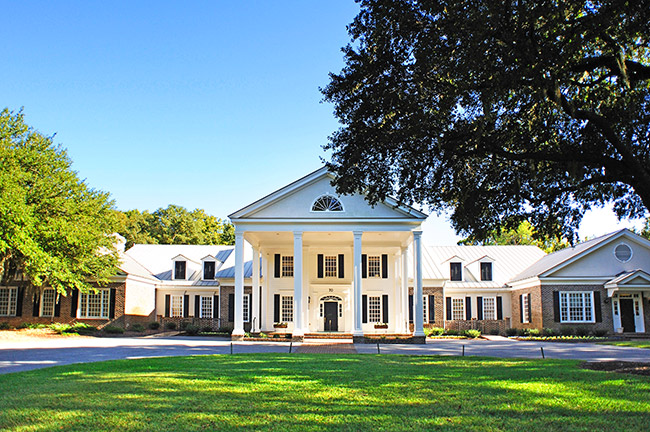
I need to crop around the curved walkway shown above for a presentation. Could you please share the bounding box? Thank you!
[0,336,647,374]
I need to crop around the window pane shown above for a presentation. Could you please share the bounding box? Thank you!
[324,255,337,278]
[452,298,464,320]
[41,289,56,317]
[0,288,17,316]
[281,256,294,277]
[450,263,462,281]
[203,262,215,280]
[368,256,381,278]
[171,295,183,317]
[423,295,428,322]
[79,289,109,318]
[522,294,530,323]
[243,295,250,322]
[281,296,293,322]
[201,296,213,318]
[368,296,381,322]
[483,297,496,320]
[480,263,492,281]
[175,261,186,279]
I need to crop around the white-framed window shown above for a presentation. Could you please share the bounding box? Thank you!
[422,295,428,323]
[324,255,338,278]
[281,295,293,322]
[79,289,110,319]
[281,256,294,277]
[41,288,56,317]
[368,296,382,322]
[559,291,594,323]
[311,195,344,212]
[0,288,17,316]
[521,294,530,323]
[243,294,250,322]
[203,261,215,280]
[480,262,493,281]
[483,297,496,320]
[171,295,184,317]
[452,298,464,320]
[200,295,213,318]
[174,261,186,280]
[368,255,381,278]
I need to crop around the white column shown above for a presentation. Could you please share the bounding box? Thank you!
[260,252,269,332]
[413,230,425,337]
[353,230,363,336]
[401,247,409,334]
[232,231,245,337]
[251,246,260,333]
[293,231,304,336]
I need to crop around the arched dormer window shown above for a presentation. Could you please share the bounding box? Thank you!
[311,195,344,212]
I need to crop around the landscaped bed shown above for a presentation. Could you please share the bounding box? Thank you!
[0,354,648,431]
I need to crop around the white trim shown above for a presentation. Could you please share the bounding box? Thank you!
[310,194,345,213]
[172,259,187,280]
[613,242,633,263]
[79,289,111,319]
[559,291,595,323]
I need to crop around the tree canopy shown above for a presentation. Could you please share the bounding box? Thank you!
[459,221,569,253]
[322,0,650,242]
[116,205,235,249]
[0,109,119,294]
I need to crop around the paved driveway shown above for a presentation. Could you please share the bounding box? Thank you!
[0,336,648,374]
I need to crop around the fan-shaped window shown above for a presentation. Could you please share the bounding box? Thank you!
[614,243,633,262]
[311,195,343,212]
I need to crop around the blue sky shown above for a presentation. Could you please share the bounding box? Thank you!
[1,1,644,245]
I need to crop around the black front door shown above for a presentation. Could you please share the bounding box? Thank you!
[620,299,636,333]
[324,302,338,331]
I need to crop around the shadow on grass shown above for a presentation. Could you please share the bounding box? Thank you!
[1,354,649,431]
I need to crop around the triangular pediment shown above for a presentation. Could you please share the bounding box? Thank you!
[229,167,427,221]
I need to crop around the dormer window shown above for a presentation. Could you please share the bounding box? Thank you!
[311,195,343,212]
[203,261,215,280]
[480,262,492,281]
[174,261,186,280]
[450,262,462,281]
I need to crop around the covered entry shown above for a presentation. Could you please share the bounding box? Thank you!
[320,295,342,331]
[606,270,650,334]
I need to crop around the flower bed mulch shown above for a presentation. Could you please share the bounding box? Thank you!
[581,361,650,376]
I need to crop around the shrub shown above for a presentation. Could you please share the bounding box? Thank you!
[488,329,500,335]
[443,329,460,336]
[425,327,444,337]
[48,323,72,334]
[574,327,590,337]
[130,323,145,332]
[542,328,556,336]
[517,328,528,337]
[0,322,12,330]
[71,322,97,334]
[201,326,213,333]
[104,325,124,334]
[148,321,161,330]
[165,322,177,330]
[505,328,518,337]
[184,324,200,335]
[217,326,233,334]
[527,328,540,337]
[464,329,481,338]
[179,321,190,330]
[259,332,268,338]
[592,329,608,337]
[560,326,575,336]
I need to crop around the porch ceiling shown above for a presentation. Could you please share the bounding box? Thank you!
[244,231,413,248]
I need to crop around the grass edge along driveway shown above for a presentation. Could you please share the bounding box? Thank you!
[0,353,648,432]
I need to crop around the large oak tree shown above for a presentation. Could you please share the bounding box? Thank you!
[322,0,650,242]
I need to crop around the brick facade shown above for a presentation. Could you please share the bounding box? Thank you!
[540,284,612,333]
[510,285,543,330]
[219,286,253,332]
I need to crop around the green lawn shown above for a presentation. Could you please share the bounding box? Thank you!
[597,340,650,349]
[0,354,648,431]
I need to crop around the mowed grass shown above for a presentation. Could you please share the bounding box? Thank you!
[597,340,650,349]
[0,354,649,431]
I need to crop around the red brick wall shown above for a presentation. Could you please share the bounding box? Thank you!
[510,285,543,330]
[540,284,612,333]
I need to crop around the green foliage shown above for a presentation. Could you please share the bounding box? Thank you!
[48,323,72,335]
[0,109,119,294]
[71,322,97,335]
[148,321,161,330]
[116,205,235,248]
[164,322,177,330]
[184,324,200,335]
[464,329,481,338]
[574,327,590,337]
[527,328,541,337]
[322,1,650,242]
[560,327,576,337]
[460,221,569,253]
[0,322,11,330]
[129,323,145,332]
[103,325,124,334]
[17,322,45,329]
[592,329,608,337]
[425,327,444,336]
[505,328,518,337]
[542,328,557,337]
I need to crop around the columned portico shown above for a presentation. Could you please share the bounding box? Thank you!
[251,245,260,333]
[401,247,409,334]
[293,231,305,336]
[232,231,245,338]
[412,230,425,337]
[352,231,363,336]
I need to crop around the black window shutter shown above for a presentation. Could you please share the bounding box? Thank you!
[519,294,524,323]
[16,287,24,317]
[338,254,345,278]
[32,293,40,317]
[54,294,61,317]
[465,296,471,320]
[317,254,324,278]
[382,294,389,323]
[362,295,368,323]
[194,295,200,317]
[183,294,189,318]
[496,296,503,320]
[362,254,367,278]
[109,288,116,319]
[70,289,78,318]
[553,291,560,322]
[274,294,280,322]
[594,291,602,322]
[428,295,435,323]
[213,295,219,318]
[381,254,388,279]
[274,254,281,278]
[446,296,452,320]
[165,295,170,317]
[477,297,483,320]
[228,294,235,322]
[409,294,414,322]
[527,293,532,324]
